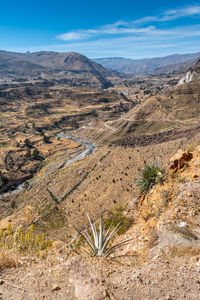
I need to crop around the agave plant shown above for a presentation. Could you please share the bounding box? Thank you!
[73,213,132,258]
[137,163,164,194]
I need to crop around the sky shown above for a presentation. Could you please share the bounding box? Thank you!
[0,0,200,58]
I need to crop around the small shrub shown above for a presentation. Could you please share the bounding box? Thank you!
[161,190,170,207]
[104,207,133,235]
[43,135,51,144]
[24,181,30,189]
[25,148,32,159]
[0,224,53,254]
[32,148,44,161]
[91,110,98,117]
[24,138,33,148]
[147,229,159,248]
[185,143,197,152]
[141,207,156,222]
[137,163,164,194]
[11,200,16,209]
[169,224,199,240]
[166,246,200,258]
[0,251,17,270]
[0,171,8,186]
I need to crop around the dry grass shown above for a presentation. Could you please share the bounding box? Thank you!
[147,229,159,248]
[141,208,155,222]
[169,224,199,240]
[0,251,17,270]
[104,206,133,235]
[166,246,200,258]
[160,190,171,207]
[184,143,197,152]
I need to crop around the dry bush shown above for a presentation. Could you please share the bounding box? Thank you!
[0,251,17,270]
[169,224,199,240]
[161,190,170,207]
[141,208,155,222]
[147,229,159,248]
[0,224,53,254]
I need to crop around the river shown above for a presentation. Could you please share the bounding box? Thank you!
[0,131,95,198]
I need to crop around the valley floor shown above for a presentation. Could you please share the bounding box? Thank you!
[1,77,200,300]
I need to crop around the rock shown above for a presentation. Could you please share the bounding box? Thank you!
[170,149,192,172]
[57,257,64,262]
[18,256,35,265]
[197,261,200,273]
[51,285,61,291]
[61,255,82,271]
[178,222,187,228]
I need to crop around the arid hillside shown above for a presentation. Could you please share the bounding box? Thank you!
[0,141,200,299]
[0,67,200,299]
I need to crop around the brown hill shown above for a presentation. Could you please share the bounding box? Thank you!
[0,54,48,77]
[103,78,200,146]
[0,50,116,89]
[23,51,116,76]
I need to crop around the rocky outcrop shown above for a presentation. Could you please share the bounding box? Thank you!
[178,59,200,85]
[169,149,193,172]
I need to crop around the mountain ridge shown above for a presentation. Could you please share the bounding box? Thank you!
[0,50,117,89]
[93,52,200,74]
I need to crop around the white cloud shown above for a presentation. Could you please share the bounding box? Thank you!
[57,5,200,41]
[162,5,200,20]
[9,5,200,58]
[13,24,200,59]
[57,23,161,41]
[58,31,93,41]
[135,5,200,24]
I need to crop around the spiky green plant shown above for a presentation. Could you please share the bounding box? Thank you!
[137,163,164,194]
[73,213,132,258]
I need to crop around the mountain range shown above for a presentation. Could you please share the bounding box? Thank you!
[1,50,200,87]
[0,50,117,89]
[93,52,200,74]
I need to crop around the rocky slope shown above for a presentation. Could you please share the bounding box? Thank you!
[178,59,200,85]
[103,77,200,146]
[0,146,200,299]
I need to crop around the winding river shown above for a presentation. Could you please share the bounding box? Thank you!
[0,132,95,198]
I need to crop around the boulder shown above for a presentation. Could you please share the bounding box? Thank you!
[170,150,192,172]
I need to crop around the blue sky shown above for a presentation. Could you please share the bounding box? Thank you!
[0,0,200,58]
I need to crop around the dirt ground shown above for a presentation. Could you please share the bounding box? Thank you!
[0,255,199,300]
